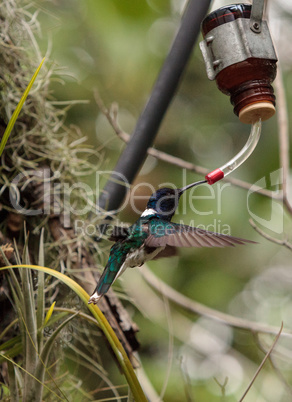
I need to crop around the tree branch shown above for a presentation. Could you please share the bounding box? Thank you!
[140,266,292,338]
[249,218,292,251]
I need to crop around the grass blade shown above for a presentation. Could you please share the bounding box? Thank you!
[43,301,56,326]
[37,228,45,350]
[0,264,147,402]
[34,313,77,402]
[21,236,38,401]
[7,360,19,402]
[0,58,45,157]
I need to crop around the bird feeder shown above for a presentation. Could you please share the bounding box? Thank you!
[199,2,277,124]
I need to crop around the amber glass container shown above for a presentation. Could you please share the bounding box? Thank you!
[201,4,251,36]
[201,4,277,124]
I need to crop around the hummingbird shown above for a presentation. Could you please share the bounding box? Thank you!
[88,179,254,304]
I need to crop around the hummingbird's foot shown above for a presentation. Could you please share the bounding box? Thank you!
[88,292,102,304]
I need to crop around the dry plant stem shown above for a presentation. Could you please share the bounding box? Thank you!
[253,332,292,396]
[274,62,292,214]
[133,360,161,402]
[239,323,283,401]
[141,267,292,338]
[249,218,292,251]
[94,93,276,200]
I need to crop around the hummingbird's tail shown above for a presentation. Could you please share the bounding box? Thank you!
[88,265,119,304]
[88,269,114,304]
[88,246,127,304]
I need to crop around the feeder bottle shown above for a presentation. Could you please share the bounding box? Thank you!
[199,4,277,124]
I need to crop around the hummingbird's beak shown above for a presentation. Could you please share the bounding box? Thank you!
[178,179,207,195]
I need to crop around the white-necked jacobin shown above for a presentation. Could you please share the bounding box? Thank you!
[89,179,254,304]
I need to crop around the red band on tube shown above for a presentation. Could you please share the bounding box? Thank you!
[205,169,224,184]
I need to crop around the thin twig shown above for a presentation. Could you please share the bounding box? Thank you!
[239,323,283,401]
[249,218,292,251]
[253,332,292,397]
[274,62,292,214]
[94,93,277,199]
[140,267,292,338]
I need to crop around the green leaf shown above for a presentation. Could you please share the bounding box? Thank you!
[7,360,19,402]
[43,302,56,326]
[34,313,77,402]
[37,229,45,350]
[20,237,38,402]
[0,344,23,364]
[0,264,147,402]
[0,58,45,157]
[0,353,64,401]
[0,335,21,352]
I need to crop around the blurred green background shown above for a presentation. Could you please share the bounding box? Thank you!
[36,0,292,400]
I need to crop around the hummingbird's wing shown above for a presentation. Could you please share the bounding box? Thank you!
[145,221,256,248]
[152,245,178,259]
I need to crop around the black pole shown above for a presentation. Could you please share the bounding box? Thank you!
[98,0,211,212]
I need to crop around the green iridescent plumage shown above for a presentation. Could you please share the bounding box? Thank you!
[94,219,149,297]
[89,182,255,304]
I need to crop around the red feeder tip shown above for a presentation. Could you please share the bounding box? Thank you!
[205,169,224,184]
